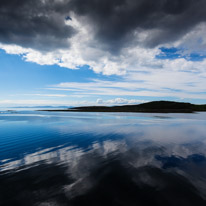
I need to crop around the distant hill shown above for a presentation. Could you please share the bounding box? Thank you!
[40,101,206,113]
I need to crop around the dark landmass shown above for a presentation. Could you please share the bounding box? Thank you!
[39,101,206,113]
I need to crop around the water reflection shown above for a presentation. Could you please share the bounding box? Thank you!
[0,111,206,205]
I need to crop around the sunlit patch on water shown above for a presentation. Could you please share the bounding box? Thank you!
[0,111,206,205]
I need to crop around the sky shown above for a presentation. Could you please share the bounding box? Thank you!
[0,0,206,107]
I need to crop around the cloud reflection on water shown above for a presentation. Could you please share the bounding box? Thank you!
[0,112,206,205]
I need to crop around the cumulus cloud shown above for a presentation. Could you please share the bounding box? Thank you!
[96,98,103,104]
[96,98,146,105]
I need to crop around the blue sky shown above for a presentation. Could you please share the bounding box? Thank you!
[1,47,206,107]
[0,0,206,106]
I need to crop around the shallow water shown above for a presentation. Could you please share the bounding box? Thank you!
[0,110,206,206]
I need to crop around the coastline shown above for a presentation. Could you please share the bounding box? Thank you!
[37,101,206,113]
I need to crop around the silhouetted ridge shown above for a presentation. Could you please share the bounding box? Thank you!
[135,101,193,109]
[40,101,206,113]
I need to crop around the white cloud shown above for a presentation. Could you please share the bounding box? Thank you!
[96,98,146,105]
[96,98,103,104]
[174,23,206,55]
[49,69,206,100]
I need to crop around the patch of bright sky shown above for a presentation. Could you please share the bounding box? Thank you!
[156,47,206,61]
[0,50,128,106]
[1,48,206,107]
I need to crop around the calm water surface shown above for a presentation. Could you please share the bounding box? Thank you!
[1,110,206,206]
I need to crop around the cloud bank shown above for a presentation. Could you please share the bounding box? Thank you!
[1,0,206,74]
[1,0,206,53]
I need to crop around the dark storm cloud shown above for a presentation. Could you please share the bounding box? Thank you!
[0,0,75,51]
[69,0,206,52]
[0,0,206,52]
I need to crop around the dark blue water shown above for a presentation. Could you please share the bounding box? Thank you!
[1,110,206,206]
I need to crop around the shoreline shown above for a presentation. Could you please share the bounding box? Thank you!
[37,101,206,113]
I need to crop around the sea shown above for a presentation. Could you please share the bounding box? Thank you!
[0,109,206,206]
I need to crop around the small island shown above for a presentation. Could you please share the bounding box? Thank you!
[39,101,206,113]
